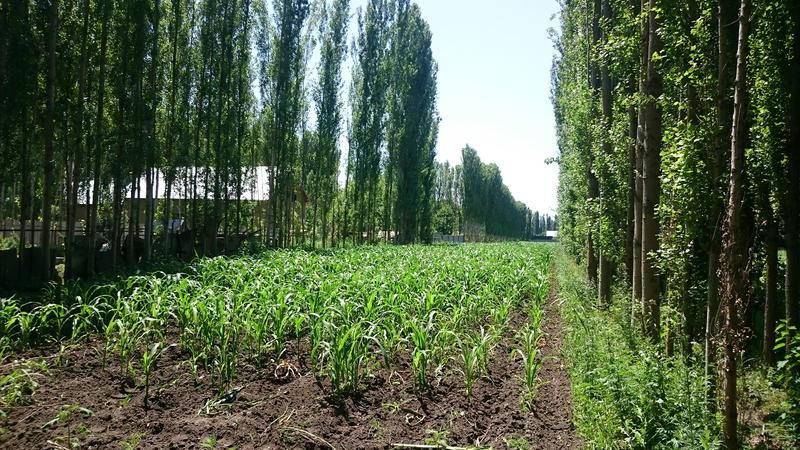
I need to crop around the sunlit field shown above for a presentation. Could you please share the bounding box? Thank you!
[1,243,560,448]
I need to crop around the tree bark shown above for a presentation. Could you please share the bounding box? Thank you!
[18,107,29,279]
[598,0,613,305]
[720,1,751,447]
[783,0,800,335]
[641,0,662,342]
[40,0,59,280]
[586,0,601,286]
[706,0,737,408]
[88,0,109,276]
[625,85,636,288]
[763,204,777,366]
[632,0,646,328]
[66,0,91,279]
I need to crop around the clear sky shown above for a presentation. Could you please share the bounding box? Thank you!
[414,0,561,215]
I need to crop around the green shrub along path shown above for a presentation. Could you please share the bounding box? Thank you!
[556,250,797,450]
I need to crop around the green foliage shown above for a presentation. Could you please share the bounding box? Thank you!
[516,323,542,411]
[0,237,17,251]
[775,322,800,437]
[557,251,720,449]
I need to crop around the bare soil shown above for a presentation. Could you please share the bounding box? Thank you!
[0,289,579,449]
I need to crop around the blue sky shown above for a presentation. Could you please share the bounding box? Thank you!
[413,0,561,214]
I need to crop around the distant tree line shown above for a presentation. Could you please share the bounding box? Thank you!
[429,146,556,241]
[0,0,443,280]
[553,0,799,446]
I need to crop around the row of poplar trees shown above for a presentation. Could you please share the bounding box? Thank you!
[553,0,798,447]
[430,154,555,240]
[0,0,440,279]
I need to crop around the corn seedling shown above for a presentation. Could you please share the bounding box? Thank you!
[140,342,172,409]
[516,324,542,410]
[325,322,369,396]
[0,244,553,402]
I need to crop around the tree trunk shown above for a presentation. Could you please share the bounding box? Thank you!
[598,0,613,305]
[88,0,109,276]
[41,0,59,280]
[641,0,663,342]
[66,0,91,279]
[706,0,737,408]
[163,0,180,254]
[720,1,751,447]
[144,0,160,262]
[632,0,646,328]
[18,107,30,280]
[625,89,636,288]
[586,0,601,286]
[783,0,800,335]
[763,204,777,366]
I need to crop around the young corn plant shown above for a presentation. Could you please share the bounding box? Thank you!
[473,326,496,378]
[140,342,172,409]
[516,324,542,411]
[113,315,146,381]
[325,323,369,396]
[409,316,434,391]
[268,296,291,359]
[457,335,480,398]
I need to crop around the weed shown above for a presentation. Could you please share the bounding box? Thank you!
[120,432,145,450]
[200,434,218,448]
[0,359,47,412]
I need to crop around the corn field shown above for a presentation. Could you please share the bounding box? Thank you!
[1,244,552,407]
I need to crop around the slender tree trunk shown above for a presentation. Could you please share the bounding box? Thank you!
[144,0,160,262]
[783,0,800,335]
[586,0,601,286]
[164,0,180,254]
[763,204,777,366]
[706,0,737,407]
[111,176,121,269]
[88,0,109,276]
[598,0,613,305]
[127,177,137,266]
[41,0,60,280]
[641,0,663,342]
[65,0,90,279]
[632,0,646,328]
[719,2,751,447]
[18,107,30,279]
[626,90,636,287]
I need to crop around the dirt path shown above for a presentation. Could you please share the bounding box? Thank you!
[527,284,581,449]
[0,286,580,450]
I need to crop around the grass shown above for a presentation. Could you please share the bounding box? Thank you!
[0,243,552,405]
[556,250,719,449]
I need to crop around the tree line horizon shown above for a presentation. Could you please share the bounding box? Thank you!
[0,0,554,284]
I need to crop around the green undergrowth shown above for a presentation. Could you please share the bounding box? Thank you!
[556,251,720,450]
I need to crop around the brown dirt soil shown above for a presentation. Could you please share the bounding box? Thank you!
[0,289,579,450]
